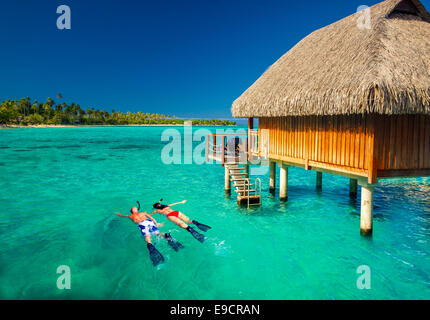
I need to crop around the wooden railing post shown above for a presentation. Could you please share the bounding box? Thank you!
[206,134,209,163]
[222,135,225,166]
[213,135,216,158]
[248,131,252,161]
[248,118,254,161]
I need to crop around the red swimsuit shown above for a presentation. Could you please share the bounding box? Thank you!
[167,211,180,218]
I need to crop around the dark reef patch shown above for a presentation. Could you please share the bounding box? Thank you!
[56,145,81,149]
[109,144,148,150]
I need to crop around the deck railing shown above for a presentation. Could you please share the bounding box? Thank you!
[206,133,249,166]
[249,130,259,158]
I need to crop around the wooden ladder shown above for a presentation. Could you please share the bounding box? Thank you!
[226,162,262,208]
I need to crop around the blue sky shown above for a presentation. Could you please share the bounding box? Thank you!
[0,0,429,119]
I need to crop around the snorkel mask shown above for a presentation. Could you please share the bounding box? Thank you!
[153,198,168,210]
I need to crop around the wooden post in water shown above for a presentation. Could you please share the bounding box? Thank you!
[279,162,288,201]
[225,166,231,194]
[206,134,209,163]
[350,178,358,198]
[316,172,322,190]
[248,117,254,130]
[269,161,276,193]
[358,180,376,236]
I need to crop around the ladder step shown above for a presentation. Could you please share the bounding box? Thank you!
[231,178,249,181]
[231,174,249,177]
[235,189,256,194]
[234,184,254,188]
[248,203,261,206]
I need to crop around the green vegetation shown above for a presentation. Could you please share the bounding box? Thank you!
[0,97,236,126]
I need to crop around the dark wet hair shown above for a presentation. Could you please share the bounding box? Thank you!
[153,198,168,210]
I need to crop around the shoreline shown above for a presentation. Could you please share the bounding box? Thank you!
[0,124,237,129]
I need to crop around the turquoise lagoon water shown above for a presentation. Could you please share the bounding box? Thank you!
[0,126,429,300]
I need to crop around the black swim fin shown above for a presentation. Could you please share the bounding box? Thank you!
[186,226,206,243]
[192,220,211,232]
[164,233,184,252]
[147,243,165,266]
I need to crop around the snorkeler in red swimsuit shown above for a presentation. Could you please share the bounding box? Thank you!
[151,199,211,243]
[167,210,180,218]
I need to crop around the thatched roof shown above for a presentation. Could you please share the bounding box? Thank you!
[231,0,430,117]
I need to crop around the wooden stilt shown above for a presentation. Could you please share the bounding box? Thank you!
[350,178,358,198]
[225,166,231,194]
[279,162,288,201]
[269,161,276,192]
[358,180,376,236]
[316,172,322,190]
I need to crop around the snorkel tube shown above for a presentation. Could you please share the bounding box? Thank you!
[130,200,141,214]
[153,198,167,210]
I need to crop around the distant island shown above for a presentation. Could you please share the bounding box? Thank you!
[0,97,236,127]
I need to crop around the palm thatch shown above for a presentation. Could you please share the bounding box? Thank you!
[231,0,430,117]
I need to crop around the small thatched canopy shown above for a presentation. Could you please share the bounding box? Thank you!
[232,0,430,117]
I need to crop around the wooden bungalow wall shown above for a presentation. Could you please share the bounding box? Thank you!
[258,115,430,182]
[374,114,430,177]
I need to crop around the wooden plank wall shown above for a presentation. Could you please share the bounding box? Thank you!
[374,114,430,174]
[259,114,430,180]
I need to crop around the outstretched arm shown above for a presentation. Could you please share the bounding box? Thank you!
[116,212,130,218]
[146,214,163,227]
[168,200,187,207]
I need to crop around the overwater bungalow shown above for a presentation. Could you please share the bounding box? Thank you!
[207,0,430,235]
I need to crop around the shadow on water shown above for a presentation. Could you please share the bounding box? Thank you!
[359,233,374,244]
[109,145,151,150]
[56,145,81,149]
[76,155,110,161]
[232,198,292,217]
[11,145,82,151]
[25,145,51,149]
[88,140,120,145]
[344,181,430,224]
[99,216,127,249]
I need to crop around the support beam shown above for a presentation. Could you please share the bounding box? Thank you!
[316,172,322,190]
[358,180,377,236]
[349,178,358,198]
[225,166,231,194]
[269,161,276,192]
[248,117,254,130]
[244,164,249,175]
[279,162,288,201]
